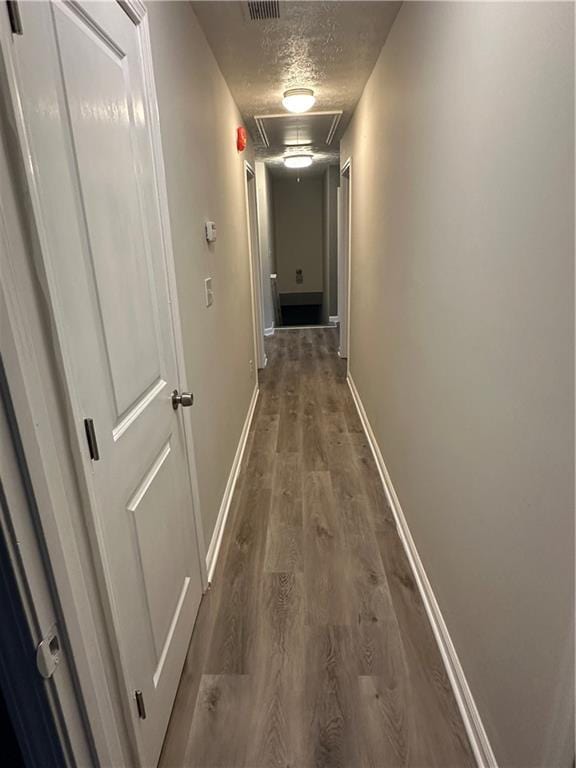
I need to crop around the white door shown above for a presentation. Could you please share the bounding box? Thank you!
[3,2,203,764]
[245,164,266,368]
[338,164,351,359]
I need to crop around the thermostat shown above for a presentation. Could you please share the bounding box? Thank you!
[205,221,217,243]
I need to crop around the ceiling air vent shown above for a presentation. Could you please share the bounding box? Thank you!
[247,1,280,21]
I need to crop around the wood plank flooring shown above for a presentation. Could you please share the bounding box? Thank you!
[159,328,475,768]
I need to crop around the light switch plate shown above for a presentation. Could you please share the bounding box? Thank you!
[205,221,217,242]
[204,277,214,307]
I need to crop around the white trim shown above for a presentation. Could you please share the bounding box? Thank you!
[325,112,342,145]
[254,117,270,148]
[206,385,259,584]
[329,315,339,324]
[275,325,335,331]
[346,373,498,768]
[264,325,275,337]
[118,0,146,24]
[152,576,190,688]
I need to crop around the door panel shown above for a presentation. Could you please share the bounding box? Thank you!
[7,2,204,765]
[55,6,163,418]
[128,439,190,662]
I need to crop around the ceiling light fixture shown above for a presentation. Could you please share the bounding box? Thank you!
[282,88,315,113]
[284,154,313,169]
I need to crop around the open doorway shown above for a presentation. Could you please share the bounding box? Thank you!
[338,159,351,359]
[257,164,339,328]
[244,163,267,367]
[272,171,323,326]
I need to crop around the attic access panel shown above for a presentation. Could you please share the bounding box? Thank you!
[254,111,343,150]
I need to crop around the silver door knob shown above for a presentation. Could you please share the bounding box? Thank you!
[171,389,194,410]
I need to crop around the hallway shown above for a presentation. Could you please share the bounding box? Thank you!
[160,328,475,767]
[1,2,572,764]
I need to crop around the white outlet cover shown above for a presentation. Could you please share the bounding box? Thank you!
[204,277,213,307]
[205,221,217,242]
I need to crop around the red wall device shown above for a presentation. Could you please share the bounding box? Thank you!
[236,126,247,152]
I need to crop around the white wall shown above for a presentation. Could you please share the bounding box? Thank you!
[272,174,324,295]
[341,3,574,766]
[255,161,275,331]
[148,2,257,548]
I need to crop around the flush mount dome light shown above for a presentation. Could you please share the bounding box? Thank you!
[282,88,315,113]
[284,154,313,169]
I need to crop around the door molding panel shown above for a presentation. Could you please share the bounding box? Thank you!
[118,0,146,25]
[0,1,207,764]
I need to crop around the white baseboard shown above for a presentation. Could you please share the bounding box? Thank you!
[347,374,498,768]
[264,325,275,337]
[276,325,335,331]
[329,315,339,324]
[205,385,259,584]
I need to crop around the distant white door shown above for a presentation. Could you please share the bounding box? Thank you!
[338,162,351,359]
[245,164,266,368]
[5,2,203,764]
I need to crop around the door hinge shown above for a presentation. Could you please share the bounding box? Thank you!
[84,418,100,461]
[36,626,61,679]
[6,1,23,35]
[134,689,146,720]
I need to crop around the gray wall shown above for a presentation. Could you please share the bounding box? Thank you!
[149,2,257,547]
[255,161,275,331]
[341,3,574,766]
[272,174,324,295]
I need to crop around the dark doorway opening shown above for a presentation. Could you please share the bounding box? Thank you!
[281,303,323,326]
[279,291,323,326]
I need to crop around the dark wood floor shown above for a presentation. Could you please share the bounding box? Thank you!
[159,328,475,768]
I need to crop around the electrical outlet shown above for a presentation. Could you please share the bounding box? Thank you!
[249,359,254,376]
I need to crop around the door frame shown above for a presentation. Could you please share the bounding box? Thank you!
[338,157,352,366]
[0,384,73,768]
[0,1,207,763]
[244,161,267,369]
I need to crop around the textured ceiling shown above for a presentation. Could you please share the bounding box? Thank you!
[191,1,401,170]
